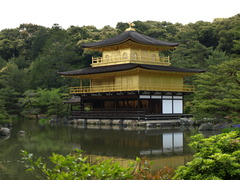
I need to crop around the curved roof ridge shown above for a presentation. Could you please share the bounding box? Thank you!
[58,63,205,76]
[82,31,179,48]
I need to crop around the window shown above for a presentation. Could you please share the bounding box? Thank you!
[162,100,172,114]
[151,54,156,61]
[105,54,110,62]
[162,98,183,114]
[122,52,128,60]
[132,52,138,60]
[173,100,183,114]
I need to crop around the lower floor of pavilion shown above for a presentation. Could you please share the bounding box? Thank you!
[66,91,193,120]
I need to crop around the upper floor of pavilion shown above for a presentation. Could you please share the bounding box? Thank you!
[82,24,179,67]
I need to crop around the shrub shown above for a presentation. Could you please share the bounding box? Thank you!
[21,149,135,180]
[222,124,240,133]
[21,150,175,180]
[133,157,174,180]
[173,131,240,180]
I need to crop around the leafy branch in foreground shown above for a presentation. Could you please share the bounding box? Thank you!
[21,149,135,180]
[21,150,175,180]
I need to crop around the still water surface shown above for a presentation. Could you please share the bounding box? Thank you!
[0,119,215,180]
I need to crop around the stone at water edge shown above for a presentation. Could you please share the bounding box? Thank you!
[0,127,11,136]
[199,123,213,131]
[18,130,27,136]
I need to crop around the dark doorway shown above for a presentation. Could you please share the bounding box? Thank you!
[150,99,162,114]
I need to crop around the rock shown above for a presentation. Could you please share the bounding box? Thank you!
[212,124,224,131]
[49,119,56,124]
[0,127,11,136]
[179,118,190,125]
[199,123,213,131]
[18,130,27,136]
[0,135,10,140]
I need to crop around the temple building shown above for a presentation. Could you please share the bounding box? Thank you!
[59,25,204,120]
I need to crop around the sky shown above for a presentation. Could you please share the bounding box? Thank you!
[1,0,239,30]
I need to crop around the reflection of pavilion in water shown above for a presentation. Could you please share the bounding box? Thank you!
[140,132,184,156]
[71,127,192,157]
[70,126,193,170]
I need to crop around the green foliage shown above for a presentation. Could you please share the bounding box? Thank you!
[205,49,230,67]
[21,150,175,180]
[18,88,68,119]
[173,131,240,180]
[0,57,7,68]
[29,30,79,89]
[0,62,29,92]
[0,99,9,121]
[215,15,240,55]
[0,87,21,115]
[133,157,175,180]
[38,118,50,125]
[222,127,240,134]
[192,58,240,120]
[21,149,135,180]
[171,41,212,69]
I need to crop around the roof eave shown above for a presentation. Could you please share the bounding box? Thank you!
[83,38,179,51]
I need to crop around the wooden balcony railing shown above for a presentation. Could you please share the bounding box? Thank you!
[91,55,170,67]
[70,84,194,94]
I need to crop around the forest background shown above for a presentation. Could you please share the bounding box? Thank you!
[0,14,239,123]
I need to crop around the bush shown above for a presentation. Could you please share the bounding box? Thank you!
[173,131,240,180]
[21,149,135,180]
[21,150,175,180]
[222,124,240,133]
[133,157,174,180]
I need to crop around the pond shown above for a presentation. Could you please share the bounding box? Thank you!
[0,119,216,180]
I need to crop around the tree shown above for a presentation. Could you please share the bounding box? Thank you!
[191,58,240,120]
[0,87,21,116]
[0,62,29,92]
[184,21,218,48]
[29,28,50,60]
[116,22,129,33]
[29,30,80,89]
[18,89,41,120]
[0,57,6,69]
[0,99,9,121]
[99,25,118,39]
[214,14,240,56]
[0,62,29,116]
[0,28,23,60]
[171,41,212,69]
[173,131,240,180]
[19,88,68,119]
[206,49,230,67]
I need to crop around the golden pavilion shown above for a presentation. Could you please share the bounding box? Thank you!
[59,25,204,120]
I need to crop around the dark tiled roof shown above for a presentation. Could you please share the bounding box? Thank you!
[58,63,205,76]
[82,31,179,48]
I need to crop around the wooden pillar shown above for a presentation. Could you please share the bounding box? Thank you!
[137,95,140,112]
[114,96,117,112]
[80,79,82,86]
[81,101,84,111]
[149,93,152,114]
[137,95,140,119]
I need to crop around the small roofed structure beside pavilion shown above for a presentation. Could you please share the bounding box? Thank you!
[59,24,205,122]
